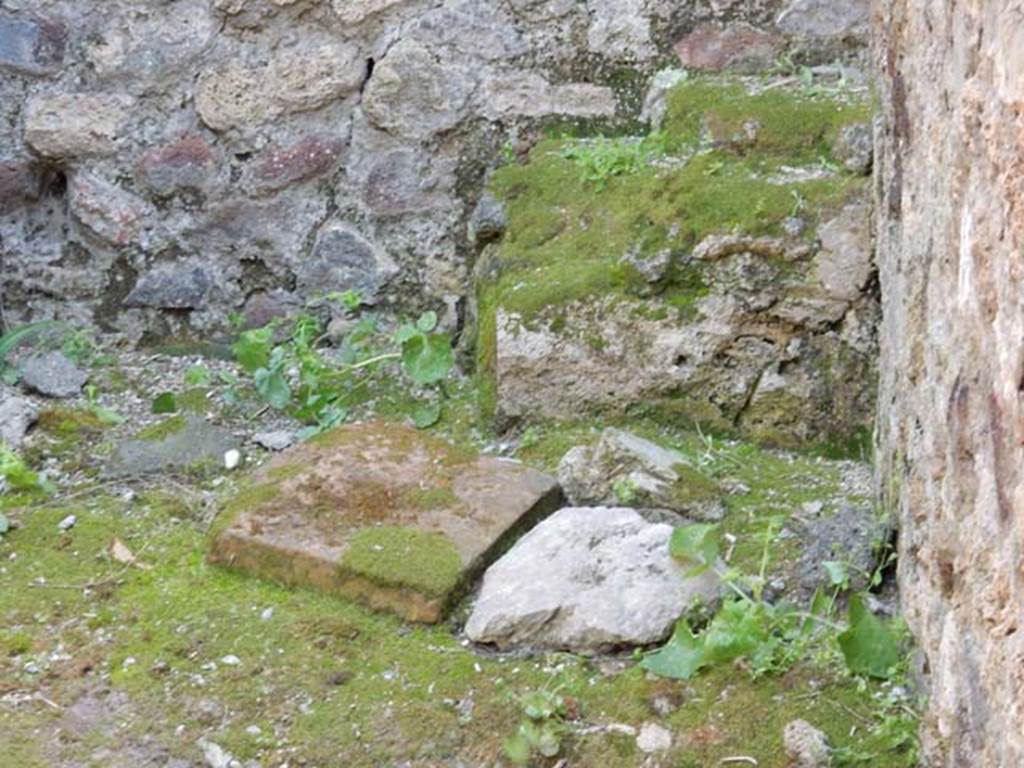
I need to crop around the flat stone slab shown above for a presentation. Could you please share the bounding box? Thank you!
[104,415,238,478]
[209,422,561,623]
[465,507,723,653]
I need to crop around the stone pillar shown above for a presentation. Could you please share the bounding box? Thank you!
[874,2,1024,765]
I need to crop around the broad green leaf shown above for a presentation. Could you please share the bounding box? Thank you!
[640,621,707,679]
[416,311,438,332]
[401,333,454,386]
[800,587,834,638]
[411,401,442,429]
[254,368,292,410]
[823,560,850,588]
[1,365,19,385]
[392,324,418,345]
[703,599,772,664]
[669,523,721,576]
[151,392,178,414]
[536,722,561,757]
[838,594,901,679]
[503,732,531,765]
[233,326,275,373]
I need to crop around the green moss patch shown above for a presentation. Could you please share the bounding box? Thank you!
[340,526,463,599]
[37,406,107,438]
[401,486,460,511]
[0,478,913,768]
[661,78,871,161]
[669,462,723,505]
[134,415,189,442]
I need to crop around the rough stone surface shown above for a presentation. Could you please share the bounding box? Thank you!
[126,265,212,310]
[640,68,688,130]
[786,462,886,602]
[23,94,130,158]
[0,0,868,339]
[468,193,507,247]
[833,122,873,175]
[782,719,830,768]
[0,13,66,76]
[875,2,1024,765]
[487,228,877,447]
[69,171,153,247]
[249,135,345,194]
[196,42,363,132]
[674,24,781,72]
[19,351,87,398]
[558,428,725,521]
[252,430,294,452]
[777,0,869,38]
[465,507,722,652]
[105,416,239,477]
[136,135,217,196]
[814,202,874,303]
[210,422,561,623]
[636,722,673,753]
[0,161,39,214]
[301,223,398,303]
[0,391,38,447]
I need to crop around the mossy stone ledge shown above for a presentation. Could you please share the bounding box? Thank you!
[209,421,562,623]
[474,75,877,450]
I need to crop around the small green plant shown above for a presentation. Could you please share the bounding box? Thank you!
[790,189,807,217]
[612,476,638,505]
[61,327,101,366]
[503,683,570,765]
[642,521,904,681]
[560,132,667,186]
[0,444,55,495]
[84,384,123,426]
[231,299,455,437]
[323,289,363,313]
[499,139,517,166]
[151,392,178,414]
[184,364,212,387]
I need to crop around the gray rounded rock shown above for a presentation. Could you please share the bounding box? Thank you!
[0,391,38,446]
[19,351,87,399]
[465,507,722,653]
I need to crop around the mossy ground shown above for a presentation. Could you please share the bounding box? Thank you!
[0,379,912,767]
[0,476,911,768]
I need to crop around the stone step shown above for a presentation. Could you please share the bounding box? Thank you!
[209,421,561,623]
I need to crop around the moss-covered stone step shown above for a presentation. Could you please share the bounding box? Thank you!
[209,421,561,622]
[475,75,877,450]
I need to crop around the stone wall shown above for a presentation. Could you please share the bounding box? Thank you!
[874,1,1024,765]
[0,0,867,343]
